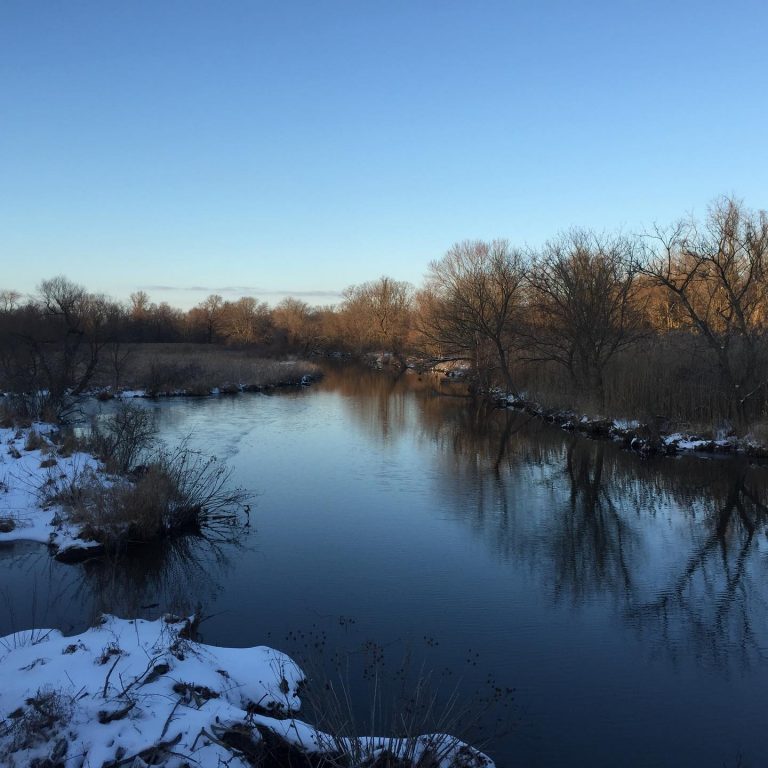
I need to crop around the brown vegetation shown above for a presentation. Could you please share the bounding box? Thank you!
[1,195,767,432]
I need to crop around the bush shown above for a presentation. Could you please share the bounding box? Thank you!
[295,643,508,768]
[0,687,73,759]
[88,402,156,473]
[47,441,251,547]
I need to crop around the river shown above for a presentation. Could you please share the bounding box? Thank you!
[1,363,767,767]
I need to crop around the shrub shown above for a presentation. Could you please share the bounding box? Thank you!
[295,644,509,768]
[0,687,73,759]
[88,402,157,473]
[23,430,46,452]
[47,441,251,547]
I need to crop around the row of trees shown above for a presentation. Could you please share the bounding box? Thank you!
[1,196,767,425]
[416,197,768,423]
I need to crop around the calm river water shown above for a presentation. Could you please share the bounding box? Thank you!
[2,363,767,767]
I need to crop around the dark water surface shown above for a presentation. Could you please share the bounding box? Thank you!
[2,364,767,767]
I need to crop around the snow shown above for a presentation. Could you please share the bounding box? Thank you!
[114,389,147,399]
[0,615,302,767]
[0,616,494,768]
[0,426,102,555]
[663,433,712,451]
[613,418,640,430]
[0,425,493,766]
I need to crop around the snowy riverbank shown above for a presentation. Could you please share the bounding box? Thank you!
[0,424,494,767]
[496,392,768,458]
[0,423,106,560]
[0,615,493,767]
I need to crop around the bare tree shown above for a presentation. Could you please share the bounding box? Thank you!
[420,240,526,393]
[640,197,768,422]
[129,290,150,319]
[221,297,271,345]
[526,230,647,408]
[0,289,21,312]
[37,276,113,402]
[195,294,225,344]
[0,276,118,417]
[272,297,319,353]
[341,276,413,361]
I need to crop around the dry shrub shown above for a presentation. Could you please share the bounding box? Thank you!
[0,516,16,533]
[0,687,73,758]
[51,443,251,547]
[54,431,83,459]
[88,403,156,473]
[65,468,173,542]
[295,644,507,768]
[23,430,47,452]
[513,333,768,432]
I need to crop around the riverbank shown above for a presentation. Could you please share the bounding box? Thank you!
[90,349,322,399]
[0,423,106,560]
[0,418,495,768]
[0,614,493,767]
[495,391,768,458]
[0,416,253,563]
[403,356,768,458]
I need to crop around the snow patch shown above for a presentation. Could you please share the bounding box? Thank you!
[0,615,494,768]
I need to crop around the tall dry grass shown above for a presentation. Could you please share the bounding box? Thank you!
[92,343,321,394]
[512,334,768,434]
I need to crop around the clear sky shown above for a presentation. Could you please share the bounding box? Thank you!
[1,0,766,309]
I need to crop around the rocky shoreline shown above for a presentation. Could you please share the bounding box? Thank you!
[497,392,768,459]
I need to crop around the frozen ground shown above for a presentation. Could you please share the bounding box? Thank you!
[0,425,103,558]
[0,615,494,767]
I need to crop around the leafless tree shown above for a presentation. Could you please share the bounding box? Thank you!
[420,240,526,393]
[0,290,21,312]
[0,276,118,417]
[341,276,413,361]
[526,230,647,408]
[640,197,768,422]
[193,294,225,343]
[221,296,271,345]
[272,297,319,353]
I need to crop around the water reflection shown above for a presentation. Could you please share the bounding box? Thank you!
[0,533,241,638]
[626,465,768,665]
[3,364,768,766]
[546,442,637,601]
[327,366,768,666]
[448,400,766,665]
[78,534,241,620]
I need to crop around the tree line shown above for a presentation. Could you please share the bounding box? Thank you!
[2,196,767,427]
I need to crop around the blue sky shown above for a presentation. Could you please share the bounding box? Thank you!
[1,0,766,308]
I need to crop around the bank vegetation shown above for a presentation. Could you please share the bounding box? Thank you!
[2,195,767,435]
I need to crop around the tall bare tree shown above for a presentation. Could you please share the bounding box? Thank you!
[221,297,271,345]
[640,197,768,422]
[192,294,225,343]
[272,297,318,353]
[341,276,413,361]
[420,240,525,393]
[0,289,21,312]
[526,230,646,408]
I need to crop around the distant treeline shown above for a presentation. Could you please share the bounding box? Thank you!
[2,195,767,429]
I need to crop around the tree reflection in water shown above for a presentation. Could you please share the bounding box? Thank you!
[549,441,636,601]
[625,465,768,664]
[77,532,241,622]
[333,367,768,666]
[0,521,244,641]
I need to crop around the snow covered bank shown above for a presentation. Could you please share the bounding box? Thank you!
[0,422,248,562]
[0,615,494,768]
[0,424,104,559]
